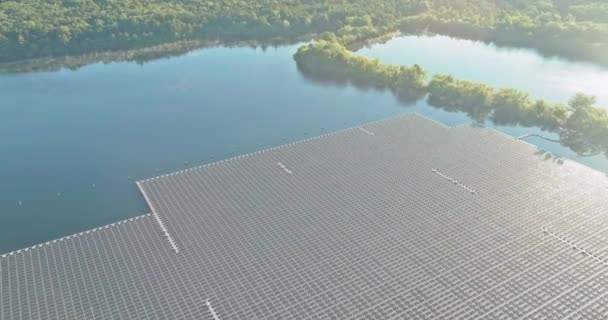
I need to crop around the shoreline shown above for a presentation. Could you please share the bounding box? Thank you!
[2,29,608,74]
[0,34,317,74]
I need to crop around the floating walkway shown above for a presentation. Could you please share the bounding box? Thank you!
[2,114,608,319]
[517,133,562,143]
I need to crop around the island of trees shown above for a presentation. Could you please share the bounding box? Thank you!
[1,0,608,65]
[294,40,608,157]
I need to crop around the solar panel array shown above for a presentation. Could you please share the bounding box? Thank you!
[2,114,608,319]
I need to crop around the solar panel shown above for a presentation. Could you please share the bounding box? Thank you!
[2,114,608,319]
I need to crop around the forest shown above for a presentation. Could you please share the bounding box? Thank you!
[294,40,608,157]
[1,0,608,65]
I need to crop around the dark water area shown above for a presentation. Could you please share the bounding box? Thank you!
[1,35,607,254]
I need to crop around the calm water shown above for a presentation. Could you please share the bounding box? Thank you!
[2,35,607,254]
[358,35,608,107]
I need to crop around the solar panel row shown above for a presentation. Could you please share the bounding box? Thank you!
[2,114,607,319]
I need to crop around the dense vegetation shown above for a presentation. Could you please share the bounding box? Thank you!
[0,0,408,61]
[1,0,608,65]
[294,41,608,157]
[294,40,427,104]
[428,76,608,156]
[398,1,608,64]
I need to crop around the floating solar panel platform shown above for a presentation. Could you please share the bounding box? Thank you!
[2,114,608,319]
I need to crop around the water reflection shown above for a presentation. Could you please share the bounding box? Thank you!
[357,36,608,108]
[0,37,312,74]
[296,61,425,106]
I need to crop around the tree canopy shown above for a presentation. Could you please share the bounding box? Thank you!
[1,0,607,64]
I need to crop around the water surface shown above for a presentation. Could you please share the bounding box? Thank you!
[358,35,608,107]
[1,36,607,254]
